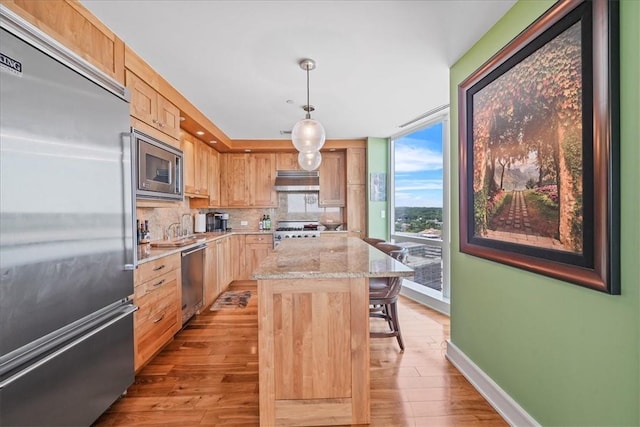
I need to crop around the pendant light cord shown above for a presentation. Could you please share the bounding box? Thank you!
[306,66,311,119]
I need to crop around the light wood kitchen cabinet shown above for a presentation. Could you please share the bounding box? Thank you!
[3,0,125,83]
[275,152,302,171]
[221,153,276,207]
[230,234,245,281]
[217,236,233,290]
[133,254,181,371]
[204,242,219,309]
[347,184,366,238]
[204,236,233,309]
[347,148,366,185]
[222,153,249,206]
[190,146,221,208]
[249,153,277,207]
[182,132,209,198]
[244,234,273,280]
[319,151,346,207]
[207,148,221,206]
[126,69,180,140]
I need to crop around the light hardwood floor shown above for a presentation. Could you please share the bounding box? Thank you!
[94,280,507,427]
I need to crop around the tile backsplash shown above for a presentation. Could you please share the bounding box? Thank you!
[137,191,343,241]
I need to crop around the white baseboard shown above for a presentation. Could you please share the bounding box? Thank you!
[445,341,540,427]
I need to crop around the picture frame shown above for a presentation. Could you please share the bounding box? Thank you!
[458,0,619,294]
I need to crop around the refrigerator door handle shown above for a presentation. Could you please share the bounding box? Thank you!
[0,304,138,390]
[122,131,137,271]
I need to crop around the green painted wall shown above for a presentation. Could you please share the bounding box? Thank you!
[449,1,640,426]
[367,137,389,239]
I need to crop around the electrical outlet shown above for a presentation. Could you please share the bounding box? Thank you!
[241,220,248,226]
[381,210,386,219]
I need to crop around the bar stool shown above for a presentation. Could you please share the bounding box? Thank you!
[369,243,408,351]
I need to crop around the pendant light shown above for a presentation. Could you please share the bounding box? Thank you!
[298,151,322,171]
[292,59,325,169]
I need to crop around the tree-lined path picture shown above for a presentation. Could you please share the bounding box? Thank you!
[471,20,583,254]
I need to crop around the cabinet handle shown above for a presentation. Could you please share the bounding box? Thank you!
[158,122,165,128]
[152,119,158,124]
[152,313,165,324]
[152,279,166,288]
[152,264,165,272]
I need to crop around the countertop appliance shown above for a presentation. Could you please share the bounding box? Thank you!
[0,7,136,426]
[273,170,320,192]
[207,212,228,232]
[134,128,183,201]
[273,220,321,249]
[181,245,206,325]
[194,213,206,233]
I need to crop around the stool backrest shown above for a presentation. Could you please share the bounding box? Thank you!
[375,243,408,264]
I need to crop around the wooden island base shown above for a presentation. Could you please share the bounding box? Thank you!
[258,277,370,426]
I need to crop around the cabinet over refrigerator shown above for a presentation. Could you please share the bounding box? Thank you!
[0,6,137,426]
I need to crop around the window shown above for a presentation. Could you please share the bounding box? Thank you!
[390,110,450,302]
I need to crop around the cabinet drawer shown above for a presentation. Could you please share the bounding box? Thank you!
[134,305,178,369]
[134,269,178,300]
[134,268,179,370]
[135,253,180,285]
[245,234,273,244]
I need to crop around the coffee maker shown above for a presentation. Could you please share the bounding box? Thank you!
[205,213,216,232]
[206,212,228,232]
[218,213,229,231]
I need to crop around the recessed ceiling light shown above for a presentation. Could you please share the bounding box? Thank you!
[179,116,186,121]
[244,149,251,153]
[196,131,205,136]
[329,148,336,152]
[209,140,217,144]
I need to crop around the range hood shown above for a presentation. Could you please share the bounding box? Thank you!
[274,170,320,192]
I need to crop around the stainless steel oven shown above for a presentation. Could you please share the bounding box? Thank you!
[133,129,183,200]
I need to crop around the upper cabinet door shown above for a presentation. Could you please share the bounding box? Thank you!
[347,148,366,185]
[319,151,346,207]
[249,153,277,207]
[156,95,181,140]
[127,70,157,125]
[126,69,180,141]
[275,152,302,171]
[3,0,125,83]
[223,153,249,207]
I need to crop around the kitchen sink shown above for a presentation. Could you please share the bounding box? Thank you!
[150,236,205,248]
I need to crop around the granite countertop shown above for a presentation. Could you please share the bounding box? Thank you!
[252,235,414,280]
[136,229,272,264]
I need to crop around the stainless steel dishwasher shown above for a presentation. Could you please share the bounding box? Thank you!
[181,244,206,325]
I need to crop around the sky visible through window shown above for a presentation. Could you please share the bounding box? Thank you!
[394,122,443,208]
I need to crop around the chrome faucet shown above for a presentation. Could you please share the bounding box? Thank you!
[180,213,192,237]
[165,222,181,240]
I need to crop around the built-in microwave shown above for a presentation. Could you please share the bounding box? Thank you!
[133,129,183,201]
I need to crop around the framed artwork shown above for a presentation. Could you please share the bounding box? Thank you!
[458,0,619,293]
[370,172,387,202]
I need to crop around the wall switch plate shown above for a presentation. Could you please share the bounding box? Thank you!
[241,220,248,226]
[381,210,386,218]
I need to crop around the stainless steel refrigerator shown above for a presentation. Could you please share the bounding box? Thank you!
[0,7,136,426]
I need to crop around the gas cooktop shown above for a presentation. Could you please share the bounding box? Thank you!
[273,221,321,248]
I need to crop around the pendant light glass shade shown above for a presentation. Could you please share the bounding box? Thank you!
[291,118,326,153]
[298,150,322,171]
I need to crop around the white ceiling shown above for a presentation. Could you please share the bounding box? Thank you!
[81,0,515,140]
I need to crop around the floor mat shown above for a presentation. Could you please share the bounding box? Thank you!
[209,290,252,311]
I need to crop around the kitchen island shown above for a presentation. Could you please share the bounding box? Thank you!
[253,236,414,426]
